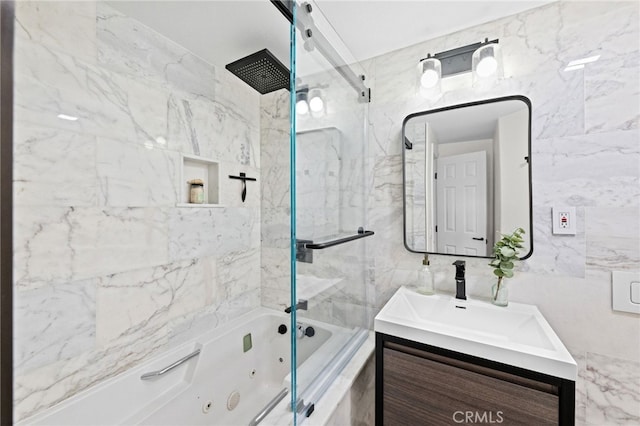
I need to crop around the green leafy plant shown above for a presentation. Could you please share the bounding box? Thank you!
[489,227,525,300]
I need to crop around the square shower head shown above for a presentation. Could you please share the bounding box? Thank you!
[225,49,290,94]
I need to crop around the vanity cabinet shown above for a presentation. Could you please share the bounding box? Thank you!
[376,333,575,426]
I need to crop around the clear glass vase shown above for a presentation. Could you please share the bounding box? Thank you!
[491,280,508,306]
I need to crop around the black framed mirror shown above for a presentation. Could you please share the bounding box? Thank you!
[402,95,533,259]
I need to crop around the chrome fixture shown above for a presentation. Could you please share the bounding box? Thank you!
[453,260,466,300]
[140,348,201,380]
[296,323,316,339]
[284,299,308,313]
[248,388,289,426]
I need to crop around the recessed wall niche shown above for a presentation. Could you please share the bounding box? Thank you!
[178,154,221,207]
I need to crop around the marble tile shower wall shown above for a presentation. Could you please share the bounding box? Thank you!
[13,2,261,421]
[363,2,639,424]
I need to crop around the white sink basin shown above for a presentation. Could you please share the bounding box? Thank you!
[375,287,577,380]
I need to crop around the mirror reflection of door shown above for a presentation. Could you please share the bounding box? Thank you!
[402,96,532,259]
[436,150,488,256]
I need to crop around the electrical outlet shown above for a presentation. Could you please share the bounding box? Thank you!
[552,206,576,235]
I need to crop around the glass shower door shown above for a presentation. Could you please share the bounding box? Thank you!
[289,1,372,422]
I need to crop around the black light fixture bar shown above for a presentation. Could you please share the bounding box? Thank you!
[420,38,499,77]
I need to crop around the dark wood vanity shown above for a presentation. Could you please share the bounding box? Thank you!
[375,333,575,425]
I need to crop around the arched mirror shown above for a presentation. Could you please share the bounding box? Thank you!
[402,96,533,259]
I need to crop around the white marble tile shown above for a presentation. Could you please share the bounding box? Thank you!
[584,206,640,270]
[15,48,172,148]
[532,130,640,207]
[14,207,169,289]
[368,155,403,209]
[15,0,97,64]
[168,207,258,261]
[216,248,261,301]
[216,67,262,124]
[14,125,97,207]
[14,322,170,422]
[574,352,588,426]
[585,53,640,134]
[260,285,291,312]
[95,258,209,346]
[260,100,290,170]
[167,292,259,348]
[586,207,640,239]
[14,281,96,375]
[96,3,217,102]
[524,206,586,277]
[261,247,291,310]
[261,165,290,209]
[585,352,640,425]
[260,207,291,249]
[169,96,260,167]
[96,137,179,207]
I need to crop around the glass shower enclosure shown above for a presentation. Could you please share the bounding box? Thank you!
[289,1,373,422]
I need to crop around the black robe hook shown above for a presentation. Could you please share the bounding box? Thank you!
[228,172,257,202]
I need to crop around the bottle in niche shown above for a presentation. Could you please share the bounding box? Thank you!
[189,179,205,204]
[417,254,435,295]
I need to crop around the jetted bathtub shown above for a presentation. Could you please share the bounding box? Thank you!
[21,308,362,425]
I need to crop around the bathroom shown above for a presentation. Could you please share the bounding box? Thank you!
[1,0,638,425]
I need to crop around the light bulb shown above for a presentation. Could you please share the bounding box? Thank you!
[296,99,309,115]
[476,56,498,77]
[309,95,324,113]
[472,43,503,84]
[420,69,440,89]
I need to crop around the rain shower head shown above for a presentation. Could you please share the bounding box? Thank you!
[225,49,290,94]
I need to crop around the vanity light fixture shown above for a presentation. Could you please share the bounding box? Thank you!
[296,87,309,115]
[472,39,503,84]
[308,88,324,113]
[417,38,501,93]
[296,87,325,115]
[418,54,442,89]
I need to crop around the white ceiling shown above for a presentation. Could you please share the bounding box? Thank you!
[316,1,553,62]
[110,1,553,81]
[408,99,528,144]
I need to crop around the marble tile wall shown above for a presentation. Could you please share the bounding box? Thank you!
[13,1,262,421]
[363,2,639,424]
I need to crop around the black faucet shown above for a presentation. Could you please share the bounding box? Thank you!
[284,299,308,313]
[452,260,466,300]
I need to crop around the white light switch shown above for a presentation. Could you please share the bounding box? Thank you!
[612,271,640,314]
[631,282,640,304]
[552,206,577,235]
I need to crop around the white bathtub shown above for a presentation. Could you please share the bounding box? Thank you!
[21,307,360,426]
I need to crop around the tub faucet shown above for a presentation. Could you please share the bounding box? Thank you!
[284,299,308,313]
[453,260,466,300]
